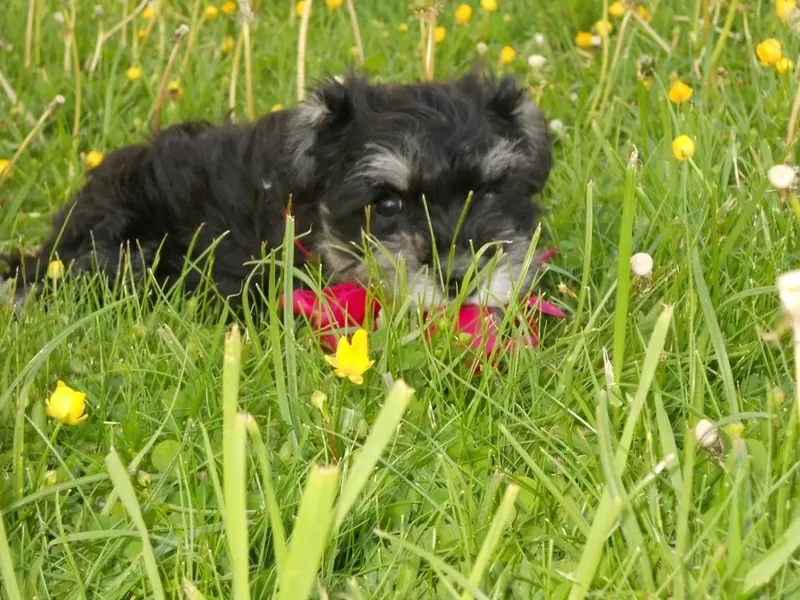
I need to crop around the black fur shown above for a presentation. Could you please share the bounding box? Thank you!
[2,72,553,309]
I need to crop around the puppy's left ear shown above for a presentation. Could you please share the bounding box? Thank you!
[488,76,553,192]
[286,77,357,188]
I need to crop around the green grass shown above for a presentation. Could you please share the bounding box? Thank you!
[1,0,800,597]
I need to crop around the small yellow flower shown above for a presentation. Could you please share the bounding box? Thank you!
[222,1,236,15]
[127,66,142,81]
[325,329,375,385]
[220,36,235,53]
[398,23,408,33]
[271,103,283,112]
[141,4,156,21]
[45,380,88,425]
[435,26,447,43]
[641,77,652,90]
[47,259,64,280]
[608,1,625,17]
[455,3,473,24]
[84,150,104,169]
[325,0,343,9]
[480,0,497,12]
[168,80,184,99]
[295,0,312,16]
[778,0,796,20]
[637,5,651,21]
[499,45,516,65]
[594,19,613,36]
[137,28,148,40]
[204,5,219,20]
[0,158,10,177]
[777,56,794,73]
[756,38,783,66]
[671,135,695,161]
[667,79,693,104]
[575,31,593,48]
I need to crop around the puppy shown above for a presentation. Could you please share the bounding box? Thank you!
[2,71,553,309]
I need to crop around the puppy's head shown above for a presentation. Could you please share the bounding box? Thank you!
[287,72,552,308]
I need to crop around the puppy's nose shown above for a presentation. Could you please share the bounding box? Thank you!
[446,267,468,296]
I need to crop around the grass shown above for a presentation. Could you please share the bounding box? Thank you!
[1,0,800,597]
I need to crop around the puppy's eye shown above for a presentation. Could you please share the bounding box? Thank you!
[373,194,404,217]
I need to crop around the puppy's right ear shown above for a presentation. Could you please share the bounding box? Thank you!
[287,78,354,187]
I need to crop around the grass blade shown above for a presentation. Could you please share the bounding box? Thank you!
[279,465,340,600]
[743,512,800,594]
[0,508,22,600]
[104,448,165,600]
[461,483,520,600]
[333,379,414,533]
[691,248,739,416]
[568,304,673,600]
[612,148,639,383]
[221,325,250,600]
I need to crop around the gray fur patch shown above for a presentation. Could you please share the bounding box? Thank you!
[481,138,528,181]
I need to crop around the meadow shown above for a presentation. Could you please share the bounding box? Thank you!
[1,0,800,598]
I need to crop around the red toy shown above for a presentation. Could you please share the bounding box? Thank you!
[283,250,566,365]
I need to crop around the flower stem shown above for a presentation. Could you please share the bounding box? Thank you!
[31,423,62,493]
[240,1,255,121]
[0,95,65,191]
[152,26,189,135]
[297,0,313,101]
[345,0,364,65]
[228,32,245,118]
[24,0,35,68]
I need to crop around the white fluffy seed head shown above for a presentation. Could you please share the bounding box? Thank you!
[528,54,546,70]
[777,269,800,317]
[548,119,565,135]
[695,419,719,447]
[569,92,579,103]
[630,252,654,277]
[768,164,797,190]
[533,33,545,46]
[476,42,488,56]
[591,35,602,47]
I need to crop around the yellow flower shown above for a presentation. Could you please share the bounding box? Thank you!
[296,0,312,16]
[168,80,184,99]
[325,329,375,385]
[671,135,695,161]
[141,4,156,21]
[641,77,652,90]
[756,38,783,66]
[220,36,235,53]
[398,23,408,33]
[778,0,796,20]
[500,45,516,65]
[47,259,64,280]
[127,66,142,81]
[325,0,343,9]
[777,56,794,73]
[667,79,693,104]
[435,26,447,43]
[0,158,10,177]
[84,150,104,169]
[136,28,148,40]
[204,5,219,20]
[222,1,236,15]
[637,5,651,21]
[608,1,625,17]
[45,381,88,425]
[455,3,473,24]
[575,31,593,48]
[480,0,497,12]
[271,103,283,112]
[594,19,612,36]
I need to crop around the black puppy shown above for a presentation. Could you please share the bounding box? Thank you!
[2,71,553,309]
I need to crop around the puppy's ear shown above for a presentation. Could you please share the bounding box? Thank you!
[287,78,355,187]
[487,76,553,192]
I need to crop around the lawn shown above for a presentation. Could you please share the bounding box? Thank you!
[1,0,800,598]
